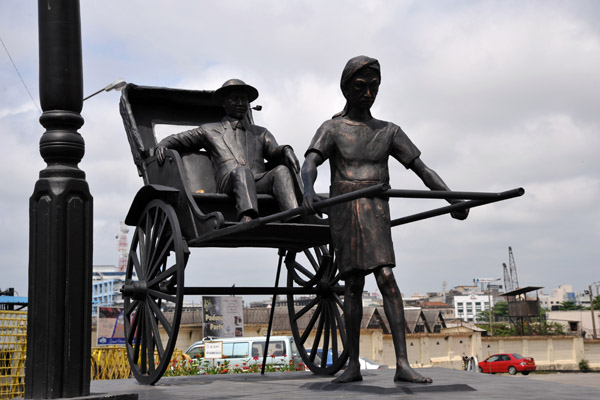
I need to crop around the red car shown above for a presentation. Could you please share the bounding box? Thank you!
[478,353,536,375]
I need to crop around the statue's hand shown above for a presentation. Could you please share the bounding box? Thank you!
[155,145,167,165]
[283,147,300,174]
[302,189,322,215]
[451,203,469,221]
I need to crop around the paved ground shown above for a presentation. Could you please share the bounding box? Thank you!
[88,368,600,400]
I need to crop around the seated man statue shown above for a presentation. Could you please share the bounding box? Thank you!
[155,79,300,222]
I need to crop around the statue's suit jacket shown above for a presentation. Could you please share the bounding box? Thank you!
[158,116,289,193]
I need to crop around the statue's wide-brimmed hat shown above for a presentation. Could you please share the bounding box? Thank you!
[213,79,259,104]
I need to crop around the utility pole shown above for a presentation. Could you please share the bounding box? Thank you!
[488,283,494,336]
[488,278,501,336]
[590,285,597,339]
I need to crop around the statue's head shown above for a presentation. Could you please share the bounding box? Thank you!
[331,56,381,119]
[213,79,259,120]
[340,56,381,110]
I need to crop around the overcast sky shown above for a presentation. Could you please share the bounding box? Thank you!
[1,1,599,301]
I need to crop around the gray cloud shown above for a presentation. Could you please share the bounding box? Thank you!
[1,1,599,299]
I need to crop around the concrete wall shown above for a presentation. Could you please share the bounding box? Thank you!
[362,331,600,371]
[93,324,600,372]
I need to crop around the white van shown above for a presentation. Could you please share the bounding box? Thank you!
[184,336,302,370]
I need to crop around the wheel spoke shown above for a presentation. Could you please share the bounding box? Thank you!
[294,297,320,321]
[291,261,314,282]
[148,264,178,288]
[329,271,342,287]
[332,297,347,344]
[130,251,143,281]
[125,299,139,318]
[321,305,331,369]
[141,305,148,373]
[314,246,324,265]
[328,302,339,363]
[126,302,141,344]
[143,214,154,275]
[303,249,320,273]
[144,302,156,372]
[147,236,174,280]
[147,288,177,304]
[300,302,322,345]
[135,226,147,280]
[134,305,145,369]
[147,294,173,336]
[147,209,169,275]
[310,313,326,367]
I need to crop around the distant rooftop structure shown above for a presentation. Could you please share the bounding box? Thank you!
[500,286,544,335]
[0,288,27,310]
[500,286,544,298]
[0,295,28,310]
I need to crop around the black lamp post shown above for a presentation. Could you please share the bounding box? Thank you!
[26,0,93,398]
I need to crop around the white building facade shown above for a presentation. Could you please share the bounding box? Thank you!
[453,294,492,322]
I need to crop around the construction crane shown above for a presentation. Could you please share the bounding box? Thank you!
[508,246,519,290]
[116,221,129,272]
[502,246,519,292]
[503,263,512,292]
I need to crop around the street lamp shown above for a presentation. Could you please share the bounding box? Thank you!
[83,78,127,101]
[488,278,502,336]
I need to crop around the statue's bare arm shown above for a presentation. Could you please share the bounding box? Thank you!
[301,151,325,214]
[409,157,469,220]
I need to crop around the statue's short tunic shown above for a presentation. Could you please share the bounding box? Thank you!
[306,117,421,278]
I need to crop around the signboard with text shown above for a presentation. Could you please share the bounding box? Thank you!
[97,306,125,345]
[204,341,223,359]
[202,296,244,338]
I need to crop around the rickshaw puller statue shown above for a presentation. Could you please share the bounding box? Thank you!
[302,56,469,384]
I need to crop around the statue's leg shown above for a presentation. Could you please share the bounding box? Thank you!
[222,166,259,220]
[332,273,364,383]
[374,266,432,383]
[255,165,298,210]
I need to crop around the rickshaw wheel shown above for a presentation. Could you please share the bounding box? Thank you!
[122,199,186,385]
[286,245,348,375]
[284,245,328,286]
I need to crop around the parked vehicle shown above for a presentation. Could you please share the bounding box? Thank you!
[478,353,536,375]
[359,357,382,370]
[307,350,382,370]
[184,336,302,370]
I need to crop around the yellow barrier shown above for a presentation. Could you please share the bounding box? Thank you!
[90,347,189,380]
[91,346,131,380]
[0,311,27,400]
[0,311,193,399]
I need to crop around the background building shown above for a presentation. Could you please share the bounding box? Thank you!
[453,294,492,322]
[92,265,129,313]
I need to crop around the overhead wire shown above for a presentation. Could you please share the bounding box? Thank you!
[0,34,42,115]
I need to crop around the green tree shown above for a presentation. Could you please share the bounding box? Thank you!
[592,295,600,310]
[476,311,489,322]
[493,301,510,318]
[559,300,582,311]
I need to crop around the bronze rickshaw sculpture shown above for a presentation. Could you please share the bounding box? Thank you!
[118,83,523,385]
